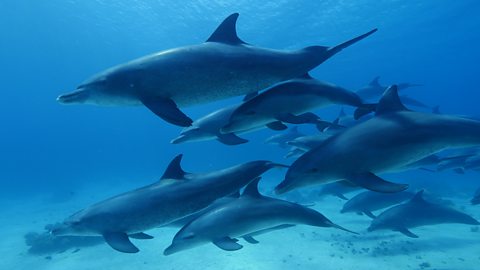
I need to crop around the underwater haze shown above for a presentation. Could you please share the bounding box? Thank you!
[1,1,480,270]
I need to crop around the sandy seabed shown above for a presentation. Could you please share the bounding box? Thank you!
[2,182,479,270]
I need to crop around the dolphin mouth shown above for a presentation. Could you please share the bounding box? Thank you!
[57,89,89,104]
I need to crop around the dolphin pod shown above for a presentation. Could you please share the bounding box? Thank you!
[51,155,285,253]
[57,13,377,127]
[50,12,480,256]
[275,85,480,194]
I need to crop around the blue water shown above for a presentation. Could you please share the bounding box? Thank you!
[1,1,480,269]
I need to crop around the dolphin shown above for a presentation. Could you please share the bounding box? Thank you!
[221,75,375,134]
[170,104,250,145]
[356,76,422,102]
[341,190,414,218]
[287,133,334,152]
[50,155,284,253]
[318,181,362,200]
[264,126,305,149]
[57,13,377,127]
[436,154,475,173]
[472,188,480,205]
[367,190,480,238]
[275,85,480,194]
[163,178,355,255]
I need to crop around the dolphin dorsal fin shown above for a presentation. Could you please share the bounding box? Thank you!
[410,190,426,204]
[206,13,246,45]
[160,154,187,180]
[375,85,409,116]
[369,76,381,87]
[242,177,262,198]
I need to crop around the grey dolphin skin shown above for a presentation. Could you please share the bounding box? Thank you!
[221,74,375,134]
[57,13,377,127]
[368,190,480,238]
[170,104,250,145]
[264,126,305,149]
[318,181,362,200]
[50,155,284,253]
[275,85,480,194]
[472,187,480,205]
[341,190,414,218]
[164,178,355,255]
[356,76,422,102]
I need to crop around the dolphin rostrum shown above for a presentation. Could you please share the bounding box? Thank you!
[368,190,480,238]
[221,74,375,134]
[57,13,377,127]
[163,178,355,255]
[275,85,480,194]
[50,155,284,253]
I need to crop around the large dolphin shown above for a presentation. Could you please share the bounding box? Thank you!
[163,178,355,255]
[368,190,480,238]
[50,155,284,253]
[275,85,480,194]
[220,75,375,134]
[57,13,377,127]
[341,190,414,218]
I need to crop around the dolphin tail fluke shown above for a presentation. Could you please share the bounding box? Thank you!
[326,28,378,58]
[354,103,377,120]
[327,221,359,235]
[346,172,409,193]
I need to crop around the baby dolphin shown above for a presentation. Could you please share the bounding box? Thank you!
[221,74,375,134]
[164,178,355,255]
[341,190,414,218]
[264,126,306,149]
[58,13,377,127]
[276,85,480,194]
[368,190,480,238]
[50,155,284,253]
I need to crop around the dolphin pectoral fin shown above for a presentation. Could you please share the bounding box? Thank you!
[129,232,154,239]
[216,133,249,145]
[336,193,349,200]
[140,96,193,127]
[266,121,288,131]
[395,228,419,238]
[276,112,319,124]
[243,235,259,244]
[346,173,409,193]
[103,232,139,253]
[212,237,243,251]
[363,210,376,219]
